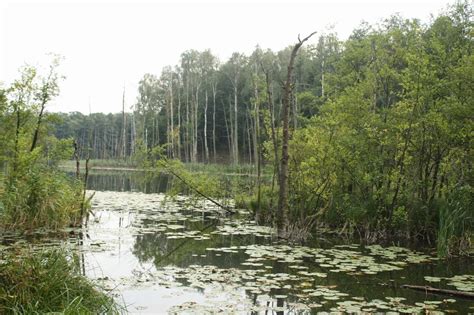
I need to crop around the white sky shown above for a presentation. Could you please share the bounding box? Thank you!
[0,0,455,114]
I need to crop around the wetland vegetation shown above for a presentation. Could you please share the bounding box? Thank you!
[0,1,473,313]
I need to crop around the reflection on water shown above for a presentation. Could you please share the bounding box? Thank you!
[7,171,472,313]
[85,170,172,193]
[80,183,474,314]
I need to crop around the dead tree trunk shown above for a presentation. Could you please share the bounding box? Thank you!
[212,83,217,163]
[121,87,126,159]
[169,72,175,158]
[233,83,239,164]
[131,106,136,157]
[252,77,259,172]
[177,73,182,160]
[228,97,234,163]
[193,83,200,162]
[204,89,209,162]
[253,75,262,219]
[277,32,316,237]
[401,285,474,300]
[185,79,190,162]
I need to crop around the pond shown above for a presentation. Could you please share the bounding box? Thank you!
[6,171,474,313]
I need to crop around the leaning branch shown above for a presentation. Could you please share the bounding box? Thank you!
[159,159,236,215]
[401,285,474,300]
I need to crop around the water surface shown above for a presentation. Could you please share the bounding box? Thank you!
[4,171,474,314]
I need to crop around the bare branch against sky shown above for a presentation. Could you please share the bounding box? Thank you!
[0,0,455,113]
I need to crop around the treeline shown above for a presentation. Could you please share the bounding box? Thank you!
[55,29,341,163]
[54,3,472,254]
[55,111,134,160]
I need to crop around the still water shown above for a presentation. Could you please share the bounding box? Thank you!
[79,171,474,314]
[3,170,471,314]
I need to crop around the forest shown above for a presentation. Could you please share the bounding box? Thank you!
[55,2,472,253]
[0,1,472,313]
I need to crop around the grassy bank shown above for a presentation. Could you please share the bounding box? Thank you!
[0,248,120,314]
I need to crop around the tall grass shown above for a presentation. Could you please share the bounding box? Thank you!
[437,185,473,257]
[0,165,85,230]
[0,248,120,314]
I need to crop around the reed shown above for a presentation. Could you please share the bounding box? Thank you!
[0,248,121,314]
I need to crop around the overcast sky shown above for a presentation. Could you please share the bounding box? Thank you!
[0,0,456,114]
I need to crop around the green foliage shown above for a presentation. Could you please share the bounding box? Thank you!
[235,184,277,224]
[0,59,87,231]
[47,2,472,254]
[165,159,227,201]
[245,2,472,253]
[0,248,119,314]
[141,146,234,206]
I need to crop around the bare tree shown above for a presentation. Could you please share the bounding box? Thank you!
[277,32,316,237]
[212,82,217,162]
[204,89,209,162]
[169,71,175,158]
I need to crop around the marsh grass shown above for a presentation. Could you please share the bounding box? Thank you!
[0,248,120,314]
[0,166,85,230]
[437,185,473,258]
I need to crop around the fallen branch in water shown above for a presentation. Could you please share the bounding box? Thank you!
[158,159,236,215]
[401,284,474,300]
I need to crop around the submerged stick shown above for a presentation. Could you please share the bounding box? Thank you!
[401,285,474,300]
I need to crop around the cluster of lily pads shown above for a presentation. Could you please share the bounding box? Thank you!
[211,221,275,237]
[2,189,472,314]
[82,190,472,313]
[132,264,349,313]
[90,191,263,241]
[333,297,458,314]
[204,243,436,277]
[125,262,462,314]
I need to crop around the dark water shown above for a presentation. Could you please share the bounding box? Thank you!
[78,171,474,314]
[8,171,474,313]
